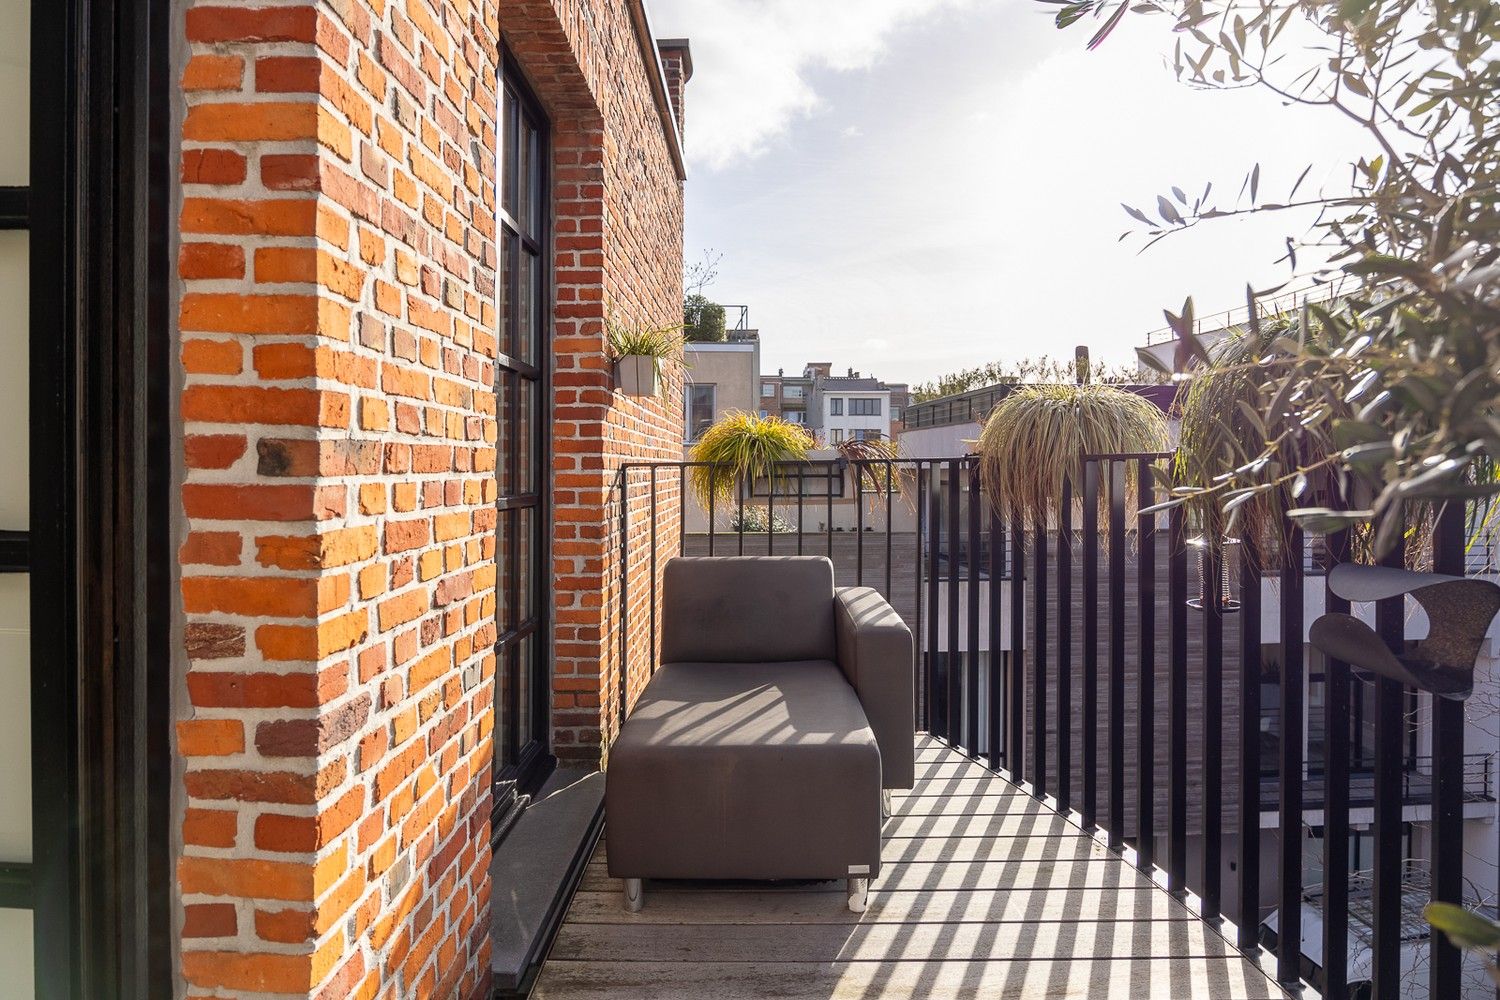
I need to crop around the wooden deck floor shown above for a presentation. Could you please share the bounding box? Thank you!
[531,735,1289,999]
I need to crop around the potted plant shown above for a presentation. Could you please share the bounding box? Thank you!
[607,319,683,398]
[978,382,1168,530]
[688,411,813,509]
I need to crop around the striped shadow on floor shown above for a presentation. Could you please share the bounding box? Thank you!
[531,734,1290,1000]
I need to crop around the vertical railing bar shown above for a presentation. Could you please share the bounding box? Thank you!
[797,466,805,555]
[1056,476,1073,815]
[827,462,835,560]
[1032,512,1048,797]
[737,477,745,555]
[649,465,658,676]
[1202,535,1225,921]
[618,468,630,727]
[885,461,894,600]
[1008,513,1026,780]
[988,499,1005,771]
[915,464,926,733]
[856,462,866,585]
[1236,532,1263,948]
[1431,500,1466,998]
[678,464,685,551]
[1082,459,1100,829]
[1135,458,1155,871]
[1321,527,1350,997]
[1168,503,1189,893]
[766,465,774,555]
[1107,460,1125,848]
[1371,533,1405,996]
[947,461,962,749]
[967,462,981,756]
[707,465,716,556]
[927,475,943,739]
[1277,523,1305,984]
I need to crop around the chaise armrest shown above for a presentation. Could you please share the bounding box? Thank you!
[834,587,915,789]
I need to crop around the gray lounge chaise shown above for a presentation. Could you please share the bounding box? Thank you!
[605,556,914,913]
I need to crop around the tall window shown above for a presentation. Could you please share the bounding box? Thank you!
[761,383,776,398]
[687,384,715,439]
[829,398,843,416]
[850,397,882,416]
[495,66,551,813]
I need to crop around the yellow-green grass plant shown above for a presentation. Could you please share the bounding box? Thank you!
[688,411,814,509]
[605,318,684,378]
[978,383,1169,531]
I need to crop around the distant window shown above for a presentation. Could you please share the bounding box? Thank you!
[850,398,881,416]
[687,384,715,440]
[787,411,806,424]
[829,398,844,416]
[891,407,901,422]
[759,409,768,418]
[832,428,846,443]
[761,384,776,398]
[856,429,883,442]
[784,385,805,399]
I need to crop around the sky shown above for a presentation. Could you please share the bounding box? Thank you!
[647,0,1372,387]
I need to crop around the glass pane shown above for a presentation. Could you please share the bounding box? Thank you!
[495,371,514,497]
[517,117,532,240]
[499,232,513,359]
[496,509,515,630]
[0,0,27,186]
[515,250,535,364]
[0,575,29,862]
[0,909,33,1000]
[0,233,26,529]
[517,378,535,494]
[517,507,535,623]
[515,633,533,749]
[496,643,516,764]
[501,86,517,219]
[525,121,542,237]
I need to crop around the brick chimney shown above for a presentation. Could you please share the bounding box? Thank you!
[657,38,693,142]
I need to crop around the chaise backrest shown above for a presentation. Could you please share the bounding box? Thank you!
[660,557,837,664]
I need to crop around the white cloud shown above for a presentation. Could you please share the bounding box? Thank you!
[649,0,973,169]
[839,125,863,139]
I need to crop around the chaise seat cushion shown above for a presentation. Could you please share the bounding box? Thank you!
[606,659,883,881]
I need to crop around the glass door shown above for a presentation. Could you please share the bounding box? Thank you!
[494,62,552,822]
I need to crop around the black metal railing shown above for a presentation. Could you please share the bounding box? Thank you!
[611,453,1494,1000]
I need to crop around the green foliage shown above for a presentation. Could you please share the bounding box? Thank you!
[688,412,813,507]
[978,383,1169,529]
[683,294,727,343]
[728,505,797,534]
[1056,0,1500,557]
[912,355,1163,402]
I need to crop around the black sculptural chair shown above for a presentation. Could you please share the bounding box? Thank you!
[1308,563,1500,701]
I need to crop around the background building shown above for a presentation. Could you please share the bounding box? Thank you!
[683,330,760,445]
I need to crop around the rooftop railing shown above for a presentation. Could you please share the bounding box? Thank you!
[611,453,1494,999]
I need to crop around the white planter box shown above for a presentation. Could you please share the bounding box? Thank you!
[615,355,661,397]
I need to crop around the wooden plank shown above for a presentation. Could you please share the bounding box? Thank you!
[532,958,1288,1000]
[548,919,1248,964]
[888,794,1058,818]
[561,886,1193,926]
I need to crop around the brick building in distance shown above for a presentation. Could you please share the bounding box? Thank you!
[3,2,692,998]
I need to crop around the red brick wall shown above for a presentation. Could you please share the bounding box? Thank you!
[174,1,685,996]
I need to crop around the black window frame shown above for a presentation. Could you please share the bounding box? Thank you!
[829,397,843,416]
[493,53,555,827]
[850,397,882,416]
[686,384,715,441]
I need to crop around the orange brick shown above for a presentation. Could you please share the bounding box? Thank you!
[182,338,243,375]
[183,808,238,848]
[181,531,242,567]
[183,102,319,143]
[180,198,316,237]
[179,243,246,280]
[183,434,248,470]
[178,718,246,757]
[254,906,315,944]
[181,293,319,335]
[181,149,247,186]
[182,54,245,91]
